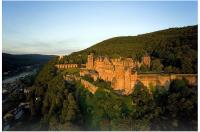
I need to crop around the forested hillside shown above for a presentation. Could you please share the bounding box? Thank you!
[61,25,197,73]
[3,53,56,73]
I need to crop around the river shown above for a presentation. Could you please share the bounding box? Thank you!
[2,69,37,84]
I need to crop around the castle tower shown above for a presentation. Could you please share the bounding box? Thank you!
[142,54,151,67]
[86,53,94,70]
[124,68,132,94]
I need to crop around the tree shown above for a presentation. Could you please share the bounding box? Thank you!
[152,79,197,130]
[49,116,59,131]
[164,66,173,73]
[151,59,163,72]
[181,57,193,73]
[61,93,80,123]
[140,64,149,72]
[61,99,69,123]
[135,50,145,62]
[131,81,154,130]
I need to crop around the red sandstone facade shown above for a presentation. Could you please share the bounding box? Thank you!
[81,53,151,94]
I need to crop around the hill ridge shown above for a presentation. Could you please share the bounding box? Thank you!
[61,25,197,74]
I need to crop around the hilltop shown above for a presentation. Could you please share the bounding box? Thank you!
[62,25,197,73]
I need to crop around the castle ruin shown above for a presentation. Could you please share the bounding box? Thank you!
[81,53,151,94]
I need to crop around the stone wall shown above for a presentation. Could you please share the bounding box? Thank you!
[63,74,98,94]
[112,73,197,95]
[55,64,78,69]
[80,79,98,94]
[64,72,197,96]
[136,73,197,89]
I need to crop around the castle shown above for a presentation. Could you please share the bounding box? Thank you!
[80,53,151,94]
[80,53,197,94]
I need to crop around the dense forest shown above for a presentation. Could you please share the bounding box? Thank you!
[26,58,197,131]
[2,53,56,73]
[60,25,197,74]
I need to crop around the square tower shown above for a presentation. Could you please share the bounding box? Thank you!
[86,53,94,70]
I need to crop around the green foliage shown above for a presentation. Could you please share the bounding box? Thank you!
[28,58,83,130]
[64,25,197,73]
[75,79,197,131]
[134,49,146,62]
[82,75,94,83]
[132,82,152,108]
[151,59,164,72]
[34,74,82,130]
[151,79,197,130]
[61,93,80,123]
[59,55,86,64]
[93,78,111,90]
[35,58,58,85]
[139,64,149,72]
[130,82,154,129]
[59,68,80,76]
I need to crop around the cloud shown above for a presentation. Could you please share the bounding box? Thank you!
[3,39,84,55]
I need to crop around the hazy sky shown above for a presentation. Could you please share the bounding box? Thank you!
[3,1,197,55]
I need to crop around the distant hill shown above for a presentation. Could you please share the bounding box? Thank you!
[62,25,197,73]
[3,53,57,73]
